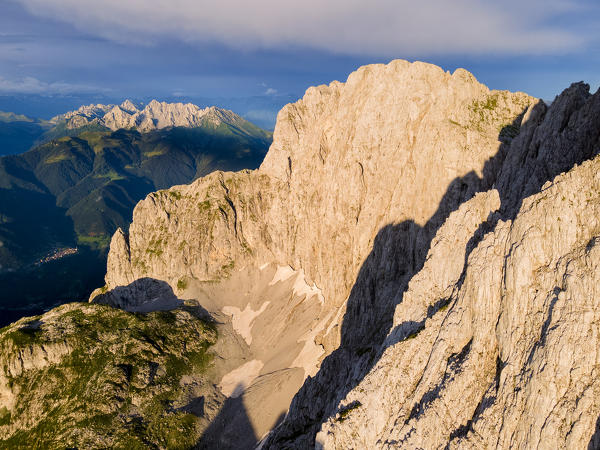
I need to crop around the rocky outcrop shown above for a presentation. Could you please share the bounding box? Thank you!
[51,99,256,133]
[94,60,548,447]
[88,57,600,448]
[0,302,219,448]
[315,156,600,449]
[265,82,600,448]
[314,120,600,449]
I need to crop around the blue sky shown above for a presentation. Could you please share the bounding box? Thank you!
[1,0,599,126]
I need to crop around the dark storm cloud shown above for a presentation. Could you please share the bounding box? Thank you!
[12,0,589,55]
[0,0,598,117]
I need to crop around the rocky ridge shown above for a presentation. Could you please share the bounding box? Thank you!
[267,75,600,448]
[51,100,251,133]
[316,148,600,449]
[4,58,597,448]
[92,60,550,447]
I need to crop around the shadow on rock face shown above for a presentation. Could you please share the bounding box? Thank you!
[196,382,286,450]
[196,383,257,450]
[91,277,211,320]
[261,112,523,448]
[265,83,600,448]
[588,414,600,450]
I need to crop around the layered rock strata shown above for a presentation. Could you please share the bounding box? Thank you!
[93,60,550,447]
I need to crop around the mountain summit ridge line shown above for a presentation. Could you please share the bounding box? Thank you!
[51,99,258,133]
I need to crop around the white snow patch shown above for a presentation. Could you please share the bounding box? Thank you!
[218,359,264,398]
[292,270,325,305]
[222,301,270,346]
[269,265,295,285]
[292,310,333,379]
[270,266,325,305]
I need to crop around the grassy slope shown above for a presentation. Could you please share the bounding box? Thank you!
[0,303,217,449]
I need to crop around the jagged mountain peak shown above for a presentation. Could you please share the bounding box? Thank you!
[50,99,247,133]
[118,99,139,113]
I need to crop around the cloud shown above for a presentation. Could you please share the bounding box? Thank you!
[14,0,591,56]
[0,75,106,94]
[265,88,277,95]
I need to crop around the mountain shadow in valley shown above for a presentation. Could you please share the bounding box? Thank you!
[265,83,600,448]
[196,387,260,450]
[0,114,50,156]
[0,248,106,328]
[196,388,287,450]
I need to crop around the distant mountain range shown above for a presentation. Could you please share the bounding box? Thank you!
[0,101,272,324]
[0,100,275,157]
[0,93,297,130]
[51,99,262,133]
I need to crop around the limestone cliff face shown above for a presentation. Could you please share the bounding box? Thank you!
[266,81,600,448]
[316,136,600,450]
[93,60,544,447]
[92,59,600,448]
[99,60,533,340]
